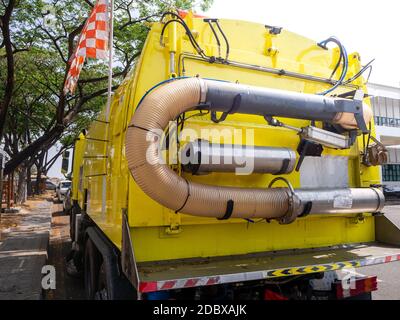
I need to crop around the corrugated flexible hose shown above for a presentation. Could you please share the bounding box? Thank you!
[125,78,384,223]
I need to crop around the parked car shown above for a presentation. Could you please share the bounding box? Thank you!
[56,180,71,203]
[45,181,57,191]
[63,188,72,214]
[383,185,400,199]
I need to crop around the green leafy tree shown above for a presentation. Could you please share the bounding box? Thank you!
[0,0,213,177]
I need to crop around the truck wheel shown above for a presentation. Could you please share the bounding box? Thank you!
[69,213,74,241]
[84,238,102,299]
[94,261,137,300]
[84,227,138,300]
[94,263,109,300]
[69,208,75,242]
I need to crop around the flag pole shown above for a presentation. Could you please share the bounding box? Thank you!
[105,0,114,122]
[102,0,113,214]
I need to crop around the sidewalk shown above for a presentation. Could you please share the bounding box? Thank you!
[0,197,52,300]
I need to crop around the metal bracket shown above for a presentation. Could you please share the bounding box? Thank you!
[353,90,368,134]
[268,177,301,224]
[295,139,323,172]
[330,90,368,133]
[165,224,182,235]
[211,93,242,123]
[336,90,369,100]
[265,24,282,35]
[349,213,365,225]
[264,26,280,58]
[372,211,384,217]
[121,210,140,295]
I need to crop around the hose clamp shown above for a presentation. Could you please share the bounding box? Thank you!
[268,177,301,224]
[198,78,207,104]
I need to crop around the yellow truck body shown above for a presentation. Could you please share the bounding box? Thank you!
[73,13,380,261]
[70,14,400,296]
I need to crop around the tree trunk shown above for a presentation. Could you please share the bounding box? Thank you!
[0,0,17,141]
[35,166,41,195]
[27,165,32,197]
[15,166,27,205]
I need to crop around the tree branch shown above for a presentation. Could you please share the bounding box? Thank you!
[14,108,47,132]
[120,14,159,30]
[40,26,68,63]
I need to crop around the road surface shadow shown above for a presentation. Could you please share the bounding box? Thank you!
[45,201,85,300]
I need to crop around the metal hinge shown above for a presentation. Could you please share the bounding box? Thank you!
[165,224,182,235]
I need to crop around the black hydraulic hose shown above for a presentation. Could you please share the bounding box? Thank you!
[323,37,346,80]
[160,19,200,51]
[160,12,205,53]
[161,11,205,55]
[343,59,375,85]
[214,20,230,61]
[161,12,230,63]
[330,51,342,79]
[317,37,348,95]
[364,66,373,84]
[160,19,207,59]
[206,20,222,58]
[160,11,187,24]
[319,38,345,74]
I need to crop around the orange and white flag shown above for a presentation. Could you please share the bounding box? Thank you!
[64,0,110,95]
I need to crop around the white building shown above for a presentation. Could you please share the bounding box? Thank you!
[368,83,400,186]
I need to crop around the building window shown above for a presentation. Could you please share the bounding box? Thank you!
[371,96,400,127]
[382,164,400,182]
[374,116,400,127]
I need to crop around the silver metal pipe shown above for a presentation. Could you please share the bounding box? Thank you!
[203,79,372,131]
[181,140,296,175]
[179,53,359,89]
[169,52,176,74]
[295,188,385,215]
[206,80,350,121]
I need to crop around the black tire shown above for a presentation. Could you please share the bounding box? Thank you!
[69,208,75,242]
[84,227,137,300]
[84,238,102,300]
[94,262,109,300]
[94,260,137,300]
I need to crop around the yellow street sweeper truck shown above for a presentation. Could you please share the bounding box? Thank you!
[65,11,400,300]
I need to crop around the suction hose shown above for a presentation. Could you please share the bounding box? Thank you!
[126,78,383,223]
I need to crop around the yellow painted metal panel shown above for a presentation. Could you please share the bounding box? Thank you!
[132,216,374,262]
[71,133,86,202]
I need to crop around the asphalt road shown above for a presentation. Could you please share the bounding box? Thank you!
[45,198,85,300]
[356,261,400,300]
[44,200,400,300]
[353,204,400,300]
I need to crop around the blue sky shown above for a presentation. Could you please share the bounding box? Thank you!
[201,0,400,87]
